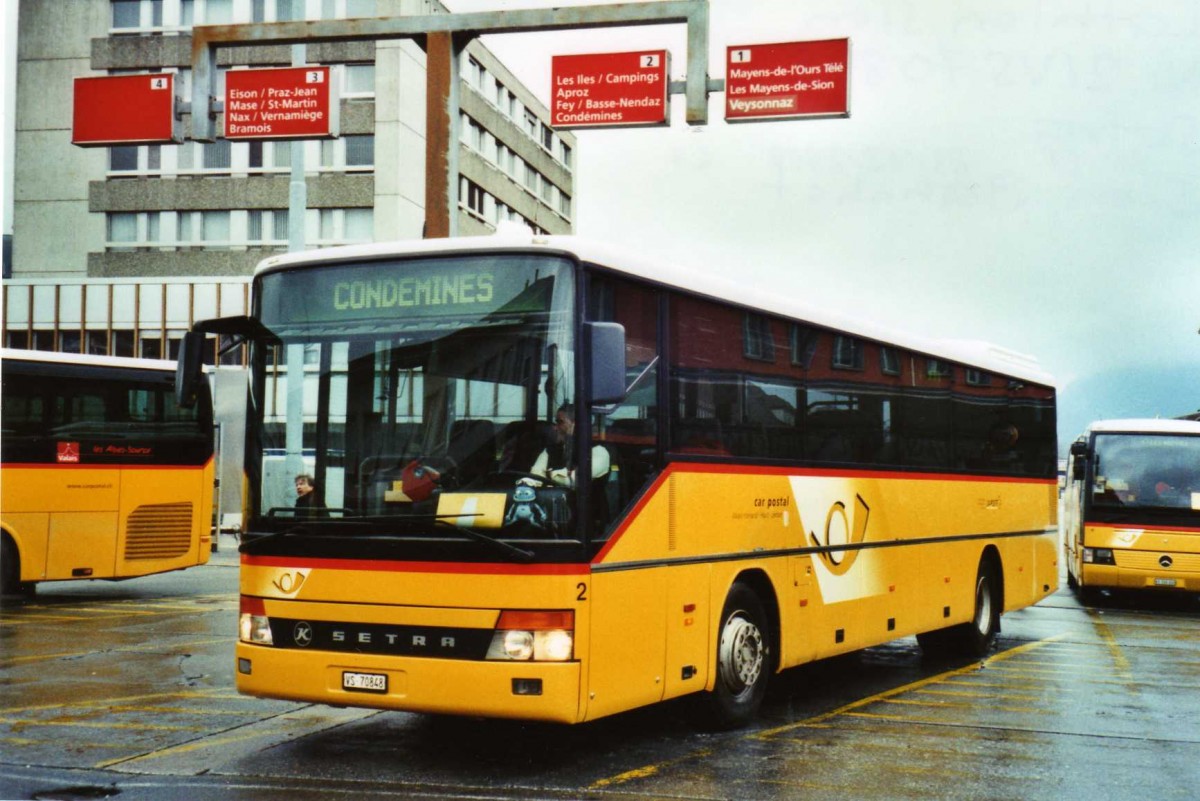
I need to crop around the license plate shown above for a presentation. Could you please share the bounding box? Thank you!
[342,671,387,693]
[1154,578,1177,587]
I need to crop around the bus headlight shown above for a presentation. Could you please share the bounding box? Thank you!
[239,596,274,645]
[486,610,574,662]
[1082,547,1115,565]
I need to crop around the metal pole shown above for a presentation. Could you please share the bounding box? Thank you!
[288,44,306,252]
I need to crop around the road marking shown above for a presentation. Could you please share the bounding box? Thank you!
[753,634,1068,741]
[0,717,206,732]
[590,749,714,790]
[586,634,1067,789]
[0,636,228,667]
[1084,607,1134,683]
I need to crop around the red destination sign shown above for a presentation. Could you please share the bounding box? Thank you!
[73,74,179,146]
[725,39,850,122]
[224,66,338,140]
[551,50,669,128]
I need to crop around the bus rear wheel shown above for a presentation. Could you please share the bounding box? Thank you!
[701,583,770,729]
[1,537,33,597]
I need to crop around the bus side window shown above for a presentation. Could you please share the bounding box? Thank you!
[589,275,659,536]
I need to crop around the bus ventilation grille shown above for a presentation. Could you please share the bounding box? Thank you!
[125,502,193,560]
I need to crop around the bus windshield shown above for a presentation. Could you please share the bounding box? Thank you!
[1090,433,1200,517]
[248,253,579,552]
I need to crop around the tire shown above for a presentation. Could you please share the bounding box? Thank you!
[956,562,1000,657]
[2,537,29,597]
[701,583,771,729]
[918,559,1000,659]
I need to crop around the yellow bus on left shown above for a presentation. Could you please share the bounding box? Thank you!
[1,349,215,596]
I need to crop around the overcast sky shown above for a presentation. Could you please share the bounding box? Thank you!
[448,0,1200,443]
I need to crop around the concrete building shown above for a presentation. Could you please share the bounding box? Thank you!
[5,0,576,356]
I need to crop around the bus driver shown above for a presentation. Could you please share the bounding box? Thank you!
[529,403,610,488]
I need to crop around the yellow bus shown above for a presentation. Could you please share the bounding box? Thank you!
[1,349,214,596]
[177,234,1058,727]
[1063,418,1200,599]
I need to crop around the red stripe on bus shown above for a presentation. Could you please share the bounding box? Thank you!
[1085,522,1200,535]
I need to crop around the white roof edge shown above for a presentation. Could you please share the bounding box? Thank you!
[0,348,178,373]
[252,234,1056,387]
[1084,418,1200,436]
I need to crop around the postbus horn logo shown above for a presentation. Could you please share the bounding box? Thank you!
[809,494,871,575]
[272,569,309,595]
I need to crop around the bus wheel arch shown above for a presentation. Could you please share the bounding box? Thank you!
[700,571,779,729]
[1,530,34,597]
[919,548,1002,659]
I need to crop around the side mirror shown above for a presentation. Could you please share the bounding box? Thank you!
[175,331,207,408]
[585,322,626,406]
[1069,440,1088,481]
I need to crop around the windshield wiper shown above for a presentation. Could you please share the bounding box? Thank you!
[434,520,535,563]
[240,514,535,562]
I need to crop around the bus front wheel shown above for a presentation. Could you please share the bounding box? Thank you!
[701,583,770,729]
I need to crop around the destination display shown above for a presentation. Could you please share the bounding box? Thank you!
[257,256,570,327]
[72,74,180,146]
[725,38,850,122]
[224,66,338,140]
[551,50,669,128]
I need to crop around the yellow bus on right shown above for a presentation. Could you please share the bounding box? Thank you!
[1063,418,1200,599]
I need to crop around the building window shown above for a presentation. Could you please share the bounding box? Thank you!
[559,141,573,169]
[107,213,138,251]
[965,369,991,387]
[320,135,375,170]
[880,346,901,376]
[832,335,864,370]
[558,191,572,219]
[344,135,374,167]
[201,211,231,246]
[344,64,375,97]
[111,0,162,31]
[743,314,775,361]
[203,140,232,171]
[790,325,818,368]
[110,146,139,172]
[459,178,486,217]
[927,359,954,379]
[248,210,288,245]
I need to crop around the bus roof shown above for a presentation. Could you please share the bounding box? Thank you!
[253,233,1055,387]
[0,348,178,374]
[1084,418,1200,437]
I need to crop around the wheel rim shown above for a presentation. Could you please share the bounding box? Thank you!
[718,611,764,695]
[974,574,993,635]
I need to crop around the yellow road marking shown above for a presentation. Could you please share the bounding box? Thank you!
[586,634,1066,790]
[0,636,228,667]
[754,634,1066,741]
[0,717,205,732]
[1084,608,1134,683]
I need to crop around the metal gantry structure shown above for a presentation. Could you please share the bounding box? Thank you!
[189,1,716,239]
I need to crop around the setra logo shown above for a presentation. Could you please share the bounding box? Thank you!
[272,569,309,595]
[1159,555,1173,569]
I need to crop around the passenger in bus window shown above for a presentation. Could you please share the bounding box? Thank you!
[529,404,610,488]
[295,473,326,515]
